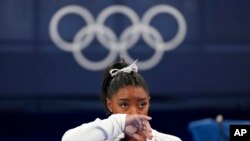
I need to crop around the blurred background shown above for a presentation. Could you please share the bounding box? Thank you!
[1,0,250,141]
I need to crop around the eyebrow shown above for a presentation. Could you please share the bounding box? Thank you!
[118,98,147,101]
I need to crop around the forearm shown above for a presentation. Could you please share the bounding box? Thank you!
[62,114,126,141]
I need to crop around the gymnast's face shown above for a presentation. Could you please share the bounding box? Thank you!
[106,86,150,115]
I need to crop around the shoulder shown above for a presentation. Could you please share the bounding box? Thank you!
[152,130,182,141]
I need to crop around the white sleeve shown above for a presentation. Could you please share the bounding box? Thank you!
[153,130,182,141]
[62,114,126,141]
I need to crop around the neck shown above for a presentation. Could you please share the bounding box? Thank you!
[121,133,147,141]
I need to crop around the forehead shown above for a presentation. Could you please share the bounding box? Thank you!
[112,86,148,99]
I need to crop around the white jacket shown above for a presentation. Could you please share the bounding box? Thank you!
[62,114,181,141]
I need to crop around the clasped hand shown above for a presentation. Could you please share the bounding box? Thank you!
[125,114,153,141]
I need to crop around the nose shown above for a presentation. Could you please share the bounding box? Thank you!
[129,106,139,115]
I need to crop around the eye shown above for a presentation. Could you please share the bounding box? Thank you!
[138,102,147,108]
[120,103,129,108]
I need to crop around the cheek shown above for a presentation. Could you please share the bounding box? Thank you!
[141,105,149,115]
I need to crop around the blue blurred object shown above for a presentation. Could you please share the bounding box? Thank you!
[188,117,250,141]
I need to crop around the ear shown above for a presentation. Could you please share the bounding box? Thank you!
[148,96,151,106]
[106,98,112,112]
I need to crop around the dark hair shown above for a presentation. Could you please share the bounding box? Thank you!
[101,60,149,114]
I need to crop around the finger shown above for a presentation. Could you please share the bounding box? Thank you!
[125,125,138,137]
[145,120,152,132]
[143,123,147,131]
[143,120,153,140]
[131,133,144,141]
[136,115,152,121]
[135,118,144,132]
[139,119,144,131]
[125,114,151,132]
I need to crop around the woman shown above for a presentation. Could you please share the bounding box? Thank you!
[62,60,181,141]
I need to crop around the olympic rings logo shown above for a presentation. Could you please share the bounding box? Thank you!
[49,5,187,71]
